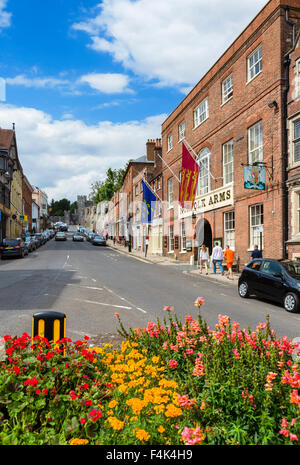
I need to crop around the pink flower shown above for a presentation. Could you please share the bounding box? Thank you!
[290,434,299,441]
[169,360,178,369]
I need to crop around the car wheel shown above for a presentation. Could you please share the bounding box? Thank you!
[284,293,300,313]
[238,281,249,298]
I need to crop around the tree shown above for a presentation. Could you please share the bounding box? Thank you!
[90,161,132,204]
[50,198,71,217]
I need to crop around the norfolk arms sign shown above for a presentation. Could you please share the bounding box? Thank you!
[179,184,233,218]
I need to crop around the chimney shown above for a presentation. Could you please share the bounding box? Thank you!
[146,139,155,162]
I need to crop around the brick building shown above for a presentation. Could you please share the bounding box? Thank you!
[22,175,33,232]
[161,0,300,266]
[131,139,162,253]
[286,28,300,259]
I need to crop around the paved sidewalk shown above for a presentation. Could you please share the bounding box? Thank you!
[107,239,240,285]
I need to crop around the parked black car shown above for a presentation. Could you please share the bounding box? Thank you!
[0,238,29,259]
[238,258,300,313]
[24,236,37,252]
[92,235,106,246]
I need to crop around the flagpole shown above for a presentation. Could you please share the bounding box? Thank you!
[183,139,217,181]
[142,177,163,203]
[155,152,181,183]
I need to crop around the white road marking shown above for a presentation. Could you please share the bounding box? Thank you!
[102,285,147,314]
[68,329,98,338]
[66,283,103,291]
[137,307,147,314]
[73,298,132,310]
[91,278,97,282]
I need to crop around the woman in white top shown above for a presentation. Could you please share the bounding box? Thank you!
[199,244,209,275]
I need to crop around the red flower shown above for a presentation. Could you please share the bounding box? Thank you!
[80,418,86,425]
[69,390,77,400]
[169,360,178,369]
[13,366,20,375]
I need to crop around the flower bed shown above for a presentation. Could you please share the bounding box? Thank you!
[0,298,299,445]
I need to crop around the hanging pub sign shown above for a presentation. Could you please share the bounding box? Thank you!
[244,166,265,190]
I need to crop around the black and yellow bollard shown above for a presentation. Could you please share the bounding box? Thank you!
[32,311,66,343]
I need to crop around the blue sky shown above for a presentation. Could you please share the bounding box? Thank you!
[0,0,266,201]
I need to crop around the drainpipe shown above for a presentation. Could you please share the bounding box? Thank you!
[282,6,297,258]
[282,4,295,258]
[284,6,296,48]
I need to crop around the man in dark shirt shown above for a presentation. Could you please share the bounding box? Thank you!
[251,244,262,259]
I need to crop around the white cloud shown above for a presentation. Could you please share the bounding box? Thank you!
[6,72,132,95]
[0,103,166,201]
[6,74,70,89]
[73,0,267,88]
[79,72,132,94]
[0,0,11,30]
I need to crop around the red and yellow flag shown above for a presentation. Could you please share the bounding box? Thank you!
[179,143,200,208]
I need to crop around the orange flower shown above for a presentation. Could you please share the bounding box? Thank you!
[115,313,119,318]
[194,297,205,308]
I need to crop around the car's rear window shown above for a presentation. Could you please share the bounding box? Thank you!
[282,261,300,277]
[3,239,20,246]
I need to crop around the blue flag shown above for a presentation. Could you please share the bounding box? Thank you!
[141,180,156,224]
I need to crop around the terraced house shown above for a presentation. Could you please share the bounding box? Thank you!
[0,129,22,240]
[161,0,300,267]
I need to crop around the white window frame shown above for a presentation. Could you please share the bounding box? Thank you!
[167,177,173,208]
[157,177,161,190]
[247,44,262,82]
[224,211,235,250]
[180,221,186,252]
[223,140,234,185]
[248,121,263,165]
[291,189,300,237]
[167,133,173,152]
[222,74,233,104]
[250,203,264,250]
[178,121,185,142]
[196,148,210,196]
[293,119,300,164]
[193,98,209,128]
[169,225,174,252]
[295,59,300,99]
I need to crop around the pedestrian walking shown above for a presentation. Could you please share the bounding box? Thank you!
[145,236,149,257]
[199,244,209,275]
[211,242,224,275]
[224,245,235,280]
[251,244,262,259]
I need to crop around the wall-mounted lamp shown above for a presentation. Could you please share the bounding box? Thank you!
[268,100,278,111]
